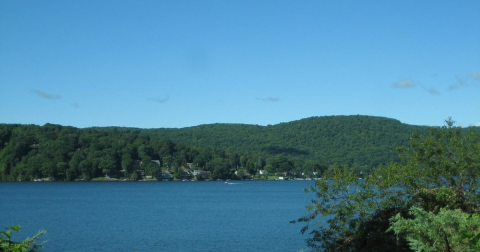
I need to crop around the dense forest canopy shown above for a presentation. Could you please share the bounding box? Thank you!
[0,115,453,182]
[146,115,425,169]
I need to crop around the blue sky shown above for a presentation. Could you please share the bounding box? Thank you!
[1,1,479,128]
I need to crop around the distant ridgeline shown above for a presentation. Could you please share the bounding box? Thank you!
[0,115,430,181]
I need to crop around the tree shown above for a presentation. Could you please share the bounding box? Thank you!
[208,157,229,180]
[98,155,117,177]
[389,207,480,252]
[265,155,294,174]
[56,162,68,180]
[304,160,328,177]
[68,150,84,181]
[161,155,174,170]
[0,225,46,252]
[40,160,56,179]
[149,162,163,180]
[130,171,139,181]
[78,159,93,180]
[293,118,480,251]
[121,153,135,176]
[256,156,265,170]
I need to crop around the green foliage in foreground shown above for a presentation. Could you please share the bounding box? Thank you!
[0,225,46,252]
[293,118,480,251]
[389,207,480,252]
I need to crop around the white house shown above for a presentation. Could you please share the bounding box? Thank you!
[259,170,269,175]
[192,170,211,176]
[192,170,203,176]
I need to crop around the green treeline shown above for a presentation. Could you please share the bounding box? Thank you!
[0,124,248,181]
[0,115,431,181]
[150,115,425,170]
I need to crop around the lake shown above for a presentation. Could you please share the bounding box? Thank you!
[0,180,315,252]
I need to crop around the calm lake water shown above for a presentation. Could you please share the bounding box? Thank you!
[0,180,315,252]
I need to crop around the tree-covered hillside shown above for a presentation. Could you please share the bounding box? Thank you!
[143,115,425,170]
[0,115,430,181]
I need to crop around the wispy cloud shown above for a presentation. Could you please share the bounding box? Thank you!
[425,87,440,95]
[446,71,480,91]
[417,83,441,95]
[257,96,280,102]
[71,103,80,109]
[32,90,62,100]
[449,75,470,91]
[393,79,440,95]
[473,122,480,127]
[393,79,416,88]
[147,95,170,104]
[394,71,479,96]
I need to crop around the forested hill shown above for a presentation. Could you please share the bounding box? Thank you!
[143,115,424,168]
[1,115,426,181]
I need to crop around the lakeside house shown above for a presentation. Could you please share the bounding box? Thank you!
[192,170,211,176]
[191,170,211,180]
[259,170,269,175]
[192,170,210,176]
